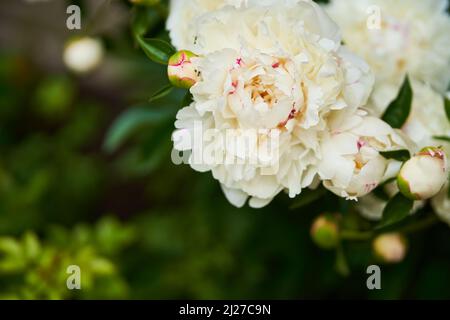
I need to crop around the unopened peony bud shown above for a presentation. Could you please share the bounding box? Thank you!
[167,50,199,89]
[373,233,407,264]
[63,37,104,74]
[397,146,448,200]
[311,214,340,249]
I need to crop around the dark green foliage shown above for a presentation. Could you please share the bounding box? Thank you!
[0,0,449,300]
[382,76,413,129]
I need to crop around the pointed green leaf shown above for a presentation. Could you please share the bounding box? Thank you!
[377,193,413,229]
[104,106,175,153]
[380,149,411,162]
[149,84,173,103]
[382,76,412,128]
[433,135,450,143]
[136,36,176,65]
[444,97,450,122]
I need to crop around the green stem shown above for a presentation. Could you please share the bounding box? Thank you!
[340,230,374,241]
[398,215,438,234]
[340,215,439,242]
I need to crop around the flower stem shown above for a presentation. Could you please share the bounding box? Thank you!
[397,215,438,234]
[340,215,439,242]
[340,230,374,241]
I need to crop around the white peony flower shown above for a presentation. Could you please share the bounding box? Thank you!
[188,0,341,55]
[326,0,450,93]
[167,0,316,50]
[431,182,450,226]
[318,110,407,200]
[171,1,375,208]
[167,0,239,50]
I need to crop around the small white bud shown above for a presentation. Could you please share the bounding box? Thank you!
[397,147,448,200]
[373,233,407,264]
[63,37,104,74]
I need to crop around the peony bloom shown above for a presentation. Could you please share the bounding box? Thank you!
[167,0,312,50]
[318,110,407,200]
[172,1,375,208]
[398,147,448,200]
[356,83,449,221]
[325,0,450,94]
[167,0,240,50]
[187,0,341,56]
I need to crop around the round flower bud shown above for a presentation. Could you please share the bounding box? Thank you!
[397,147,448,200]
[63,37,104,74]
[311,214,340,250]
[373,233,407,264]
[167,50,199,89]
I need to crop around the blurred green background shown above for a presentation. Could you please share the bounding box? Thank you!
[0,0,449,300]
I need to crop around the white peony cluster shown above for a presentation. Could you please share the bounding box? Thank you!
[168,0,409,208]
[325,0,450,223]
[325,0,450,94]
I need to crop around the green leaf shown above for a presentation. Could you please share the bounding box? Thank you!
[380,149,411,162]
[444,97,450,122]
[181,90,193,108]
[290,187,327,209]
[137,120,174,174]
[131,7,157,37]
[377,193,414,229]
[382,76,412,128]
[136,36,176,65]
[149,84,173,103]
[433,135,450,143]
[104,106,175,153]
